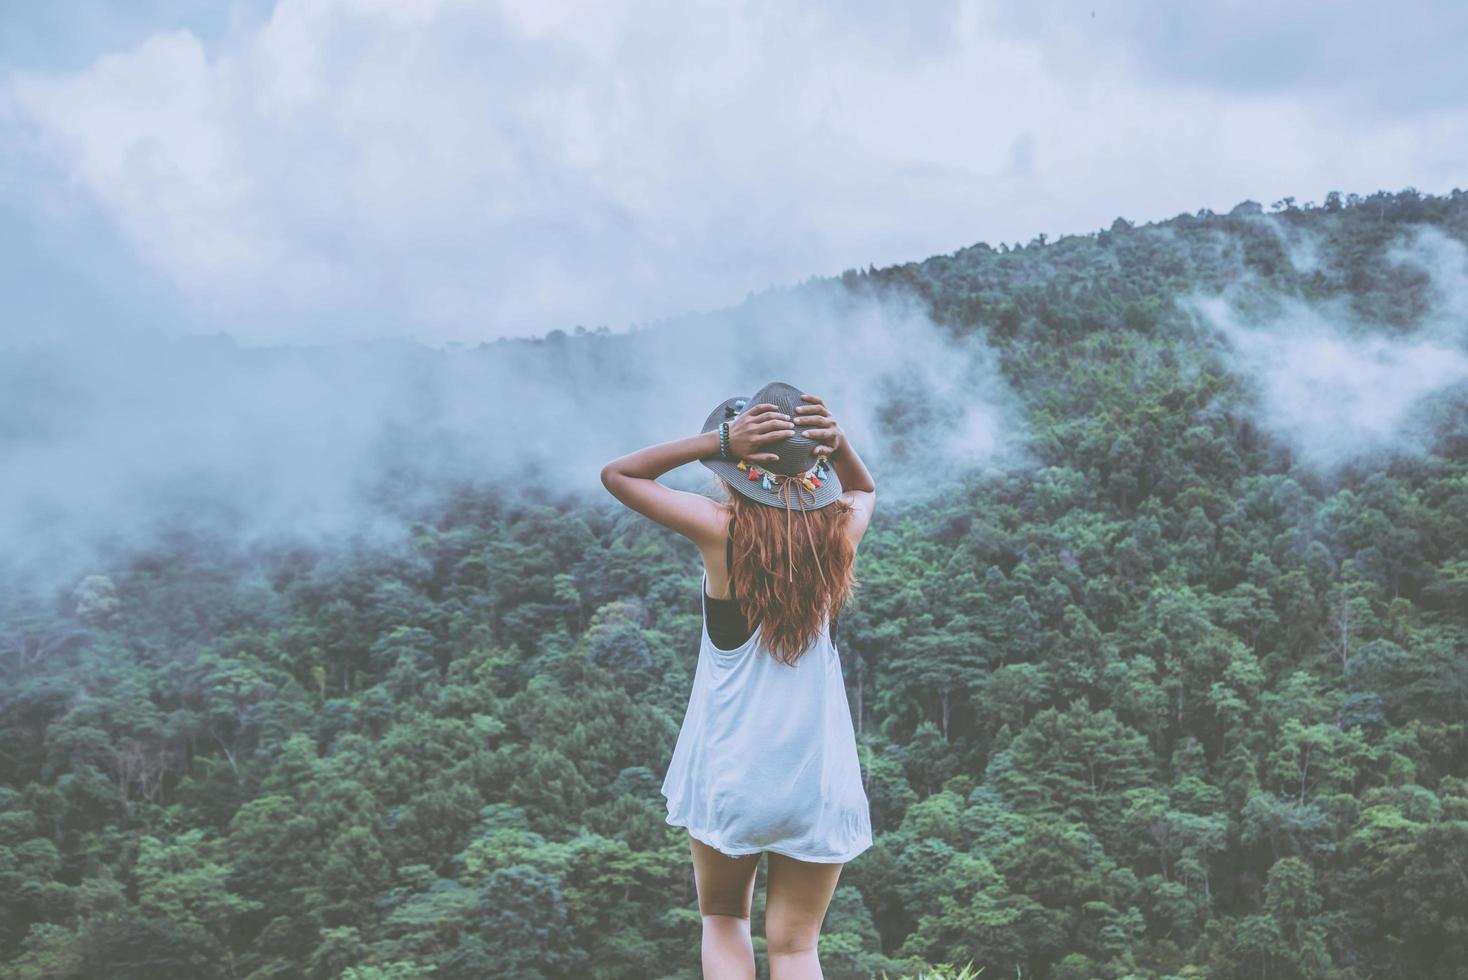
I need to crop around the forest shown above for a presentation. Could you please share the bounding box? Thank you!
[2,187,1467,979]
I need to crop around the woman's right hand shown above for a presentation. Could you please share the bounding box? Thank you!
[793,393,845,457]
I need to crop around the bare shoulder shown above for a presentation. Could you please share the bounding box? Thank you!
[602,469,729,548]
[692,500,733,552]
[689,501,731,586]
[842,489,876,547]
[666,489,730,550]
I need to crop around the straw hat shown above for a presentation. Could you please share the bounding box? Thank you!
[699,381,844,510]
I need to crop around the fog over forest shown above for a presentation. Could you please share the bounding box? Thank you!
[6,3,1468,978]
[3,189,1467,979]
[2,280,1023,598]
[4,197,1466,601]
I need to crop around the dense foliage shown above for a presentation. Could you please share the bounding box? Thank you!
[3,187,1467,979]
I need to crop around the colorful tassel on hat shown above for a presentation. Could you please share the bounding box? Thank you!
[736,459,747,470]
[761,474,774,491]
[747,467,761,480]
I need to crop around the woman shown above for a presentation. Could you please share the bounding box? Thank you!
[600,380,877,980]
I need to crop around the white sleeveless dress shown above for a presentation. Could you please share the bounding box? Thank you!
[660,572,874,862]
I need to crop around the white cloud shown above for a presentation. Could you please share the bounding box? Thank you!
[0,282,1024,594]
[4,0,1467,345]
[1188,236,1468,472]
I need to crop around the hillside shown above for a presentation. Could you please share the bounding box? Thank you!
[2,187,1467,979]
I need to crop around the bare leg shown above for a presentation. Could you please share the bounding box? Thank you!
[765,850,842,980]
[688,833,760,979]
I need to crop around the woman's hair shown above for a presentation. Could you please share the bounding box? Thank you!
[716,478,858,665]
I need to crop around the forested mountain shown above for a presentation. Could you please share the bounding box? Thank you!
[3,187,1467,979]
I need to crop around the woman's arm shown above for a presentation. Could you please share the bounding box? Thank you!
[825,438,875,494]
[794,394,877,543]
[599,402,793,544]
[599,431,724,544]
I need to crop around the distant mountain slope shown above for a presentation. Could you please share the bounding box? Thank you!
[3,187,1467,978]
[856,187,1468,337]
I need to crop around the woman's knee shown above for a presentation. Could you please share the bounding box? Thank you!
[700,900,753,920]
[764,921,820,957]
[763,851,842,955]
[688,834,759,919]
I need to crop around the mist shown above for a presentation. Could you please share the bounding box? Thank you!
[1193,294,1468,471]
[11,203,1468,603]
[0,280,1024,598]
[1185,222,1468,473]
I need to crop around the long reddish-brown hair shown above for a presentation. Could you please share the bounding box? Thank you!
[715,477,858,665]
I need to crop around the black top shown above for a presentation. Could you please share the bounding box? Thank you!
[704,516,754,651]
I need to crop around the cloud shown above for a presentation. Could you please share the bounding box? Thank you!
[0,0,238,72]
[992,1,1468,115]
[4,0,1466,346]
[1185,224,1468,472]
[0,281,1025,596]
[1385,224,1468,344]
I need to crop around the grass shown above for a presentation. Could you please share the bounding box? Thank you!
[880,960,984,980]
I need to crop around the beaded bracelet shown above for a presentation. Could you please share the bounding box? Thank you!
[718,398,748,461]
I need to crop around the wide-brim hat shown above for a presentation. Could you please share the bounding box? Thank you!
[700,381,844,510]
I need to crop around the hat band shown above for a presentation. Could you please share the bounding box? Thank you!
[734,452,833,501]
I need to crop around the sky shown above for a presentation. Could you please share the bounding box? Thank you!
[3,0,1467,596]
[4,0,1466,349]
